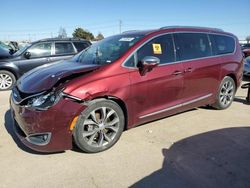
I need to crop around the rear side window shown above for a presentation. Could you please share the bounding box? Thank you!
[174,33,212,61]
[73,42,90,52]
[55,42,75,55]
[137,34,175,65]
[209,34,235,55]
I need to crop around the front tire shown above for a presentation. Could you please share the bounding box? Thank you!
[0,70,16,91]
[212,76,236,110]
[73,99,125,153]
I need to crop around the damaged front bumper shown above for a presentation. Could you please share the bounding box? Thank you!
[10,91,86,153]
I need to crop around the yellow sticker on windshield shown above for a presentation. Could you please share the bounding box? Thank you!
[152,44,162,54]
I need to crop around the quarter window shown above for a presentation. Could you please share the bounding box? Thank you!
[124,54,135,67]
[27,42,52,58]
[73,42,90,52]
[174,33,211,61]
[137,34,175,65]
[55,42,75,55]
[209,34,235,55]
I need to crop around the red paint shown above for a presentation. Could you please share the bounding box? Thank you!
[11,27,243,152]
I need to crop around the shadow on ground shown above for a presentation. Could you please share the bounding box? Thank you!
[234,97,250,105]
[4,110,64,155]
[131,127,250,188]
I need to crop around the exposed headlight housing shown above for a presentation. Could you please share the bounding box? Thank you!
[27,91,62,111]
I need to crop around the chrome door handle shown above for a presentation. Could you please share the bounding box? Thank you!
[172,71,183,75]
[184,68,193,73]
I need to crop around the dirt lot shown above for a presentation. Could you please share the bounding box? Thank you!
[0,81,250,188]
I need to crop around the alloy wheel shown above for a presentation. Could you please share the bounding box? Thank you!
[219,80,234,107]
[0,73,13,90]
[81,107,120,147]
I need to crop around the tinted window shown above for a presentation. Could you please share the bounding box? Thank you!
[137,34,175,65]
[210,34,235,55]
[73,42,90,52]
[55,42,75,55]
[174,33,211,61]
[27,42,52,58]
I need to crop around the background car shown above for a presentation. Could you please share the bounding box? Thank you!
[0,38,91,91]
[0,41,15,55]
[244,56,250,76]
[241,43,250,50]
[243,48,250,57]
[0,45,12,59]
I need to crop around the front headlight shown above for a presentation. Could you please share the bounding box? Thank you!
[27,91,61,110]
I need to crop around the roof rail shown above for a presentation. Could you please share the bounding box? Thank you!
[38,37,87,42]
[122,30,140,34]
[159,26,223,32]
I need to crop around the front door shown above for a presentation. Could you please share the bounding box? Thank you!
[18,42,53,75]
[129,34,184,124]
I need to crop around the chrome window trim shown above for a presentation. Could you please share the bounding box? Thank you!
[139,93,212,119]
[122,31,237,70]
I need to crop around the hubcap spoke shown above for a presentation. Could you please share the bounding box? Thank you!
[98,131,104,146]
[106,126,119,133]
[101,107,107,122]
[82,130,97,137]
[83,119,98,126]
[105,117,119,128]
[105,109,116,121]
[103,132,112,143]
[90,111,98,123]
[87,132,98,145]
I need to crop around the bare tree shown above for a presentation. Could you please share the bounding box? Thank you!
[58,27,67,38]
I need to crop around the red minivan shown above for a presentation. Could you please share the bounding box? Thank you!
[10,26,244,153]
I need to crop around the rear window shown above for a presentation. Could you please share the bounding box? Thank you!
[210,34,235,55]
[55,42,75,55]
[174,33,212,61]
[73,42,90,52]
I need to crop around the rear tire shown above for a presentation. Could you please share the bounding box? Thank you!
[212,76,236,110]
[0,70,16,91]
[73,99,125,153]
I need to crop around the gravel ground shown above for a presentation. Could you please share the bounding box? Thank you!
[0,80,249,188]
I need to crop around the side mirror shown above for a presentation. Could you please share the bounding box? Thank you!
[24,51,31,59]
[9,49,15,55]
[139,56,160,76]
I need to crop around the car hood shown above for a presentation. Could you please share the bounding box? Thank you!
[17,61,100,93]
[0,48,12,59]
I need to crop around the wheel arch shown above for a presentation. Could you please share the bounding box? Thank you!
[226,73,237,87]
[0,64,20,79]
[92,95,128,131]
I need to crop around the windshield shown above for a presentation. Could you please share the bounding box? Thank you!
[74,34,144,65]
[0,42,11,50]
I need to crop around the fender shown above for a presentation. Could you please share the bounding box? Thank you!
[0,61,20,78]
